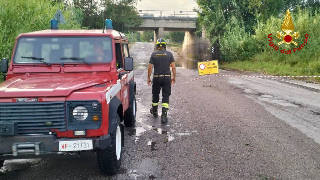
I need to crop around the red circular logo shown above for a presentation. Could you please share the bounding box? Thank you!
[284,35,293,43]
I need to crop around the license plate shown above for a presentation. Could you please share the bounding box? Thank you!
[59,140,93,151]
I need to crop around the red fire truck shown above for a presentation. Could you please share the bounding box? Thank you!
[0,19,136,175]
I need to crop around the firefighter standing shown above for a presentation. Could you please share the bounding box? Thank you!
[148,38,176,123]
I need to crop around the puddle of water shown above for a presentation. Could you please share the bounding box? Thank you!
[128,169,138,180]
[147,141,157,151]
[165,131,197,142]
[135,127,147,142]
[168,135,175,142]
[127,126,147,143]
[176,132,192,136]
[0,159,43,176]
[152,127,167,135]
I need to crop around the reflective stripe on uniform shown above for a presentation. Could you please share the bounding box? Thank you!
[162,103,169,108]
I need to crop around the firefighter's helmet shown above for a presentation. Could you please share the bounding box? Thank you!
[156,38,167,50]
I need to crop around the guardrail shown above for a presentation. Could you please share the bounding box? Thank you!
[138,10,197,18]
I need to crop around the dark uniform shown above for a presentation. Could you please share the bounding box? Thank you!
[149,50,175,107]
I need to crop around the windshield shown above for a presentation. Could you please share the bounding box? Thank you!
[13,36,113,64]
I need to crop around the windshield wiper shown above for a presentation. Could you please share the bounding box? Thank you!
[21,56,51,66]
[60,57,91,66]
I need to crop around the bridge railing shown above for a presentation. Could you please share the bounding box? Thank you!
[138,10,197,19]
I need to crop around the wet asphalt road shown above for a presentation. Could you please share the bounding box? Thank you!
[2,42,320,180]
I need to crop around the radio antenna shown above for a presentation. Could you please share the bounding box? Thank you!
[102,11,105,33]
[102,22,105,33]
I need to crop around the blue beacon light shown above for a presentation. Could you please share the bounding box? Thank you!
[105,19,113,29]
[51,19,58,29]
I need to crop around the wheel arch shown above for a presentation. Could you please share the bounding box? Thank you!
[129,80,136,103]
[108,97,123,134]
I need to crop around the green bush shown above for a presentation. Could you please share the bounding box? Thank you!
[254,8,320,65]
[141,31,154,42]
[169,32,184,43]
[127,31,141,43]
[221,8,320,76]
[0,0,81,60]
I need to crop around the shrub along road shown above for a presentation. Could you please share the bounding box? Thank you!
[1,42,320,179]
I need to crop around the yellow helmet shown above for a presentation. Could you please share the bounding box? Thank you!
[156,38,167,49]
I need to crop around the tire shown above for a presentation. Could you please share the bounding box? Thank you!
[97,113,123,175]
[0,160,4,168]
[124,95,136,127]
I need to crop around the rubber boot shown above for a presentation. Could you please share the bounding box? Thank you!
[150,105,158,117]
[161,107,168,123]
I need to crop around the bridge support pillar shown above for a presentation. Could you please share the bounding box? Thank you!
[154,27,164,43]
[182,31,197,58]
[181,30,212,69]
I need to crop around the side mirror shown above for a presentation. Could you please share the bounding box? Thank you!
[1,59,8,73]
[124,57,133,71]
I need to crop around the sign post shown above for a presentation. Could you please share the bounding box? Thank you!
[198,60,219,87]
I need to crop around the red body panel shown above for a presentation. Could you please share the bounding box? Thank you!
[0,29,132,139]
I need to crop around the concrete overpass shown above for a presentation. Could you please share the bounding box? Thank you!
[129,16,197,42]
[126,10,212,67]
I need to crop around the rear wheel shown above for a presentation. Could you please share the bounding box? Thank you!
[124,95,136,127]
[97,114,123,175]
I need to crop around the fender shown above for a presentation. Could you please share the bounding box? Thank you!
[108,97,122,134]
[129,80,136,103]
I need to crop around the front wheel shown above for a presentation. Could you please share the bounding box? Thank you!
[124,95,137,127]
[97,114,123,175]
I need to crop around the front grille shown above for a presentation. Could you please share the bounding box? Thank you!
[0,102,66,135]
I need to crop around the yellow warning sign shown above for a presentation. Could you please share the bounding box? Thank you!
[198,60,219,76]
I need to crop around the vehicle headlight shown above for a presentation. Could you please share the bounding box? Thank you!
[72,106,89,121]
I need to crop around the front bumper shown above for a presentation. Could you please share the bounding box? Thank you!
[0,134,110,160]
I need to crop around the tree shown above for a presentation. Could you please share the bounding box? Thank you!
[134,32,141,42]
[196,0,319,61]
[127,31,141,43]
[72,0,142,31]
[141,31,154,42]
[169,32,184,43]
[73,0,101,29]
[101,0,142,32]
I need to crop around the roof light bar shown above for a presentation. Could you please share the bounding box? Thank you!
[105,19,113,29]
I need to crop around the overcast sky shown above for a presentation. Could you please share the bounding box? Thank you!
[136,0,198,16]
